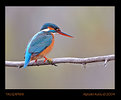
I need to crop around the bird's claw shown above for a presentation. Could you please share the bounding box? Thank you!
[47,58,57,66]
[44,56,57,66]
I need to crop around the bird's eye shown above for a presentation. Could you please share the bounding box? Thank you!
[56,29,60,31]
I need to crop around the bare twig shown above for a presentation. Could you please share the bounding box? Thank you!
[5,54,115,68]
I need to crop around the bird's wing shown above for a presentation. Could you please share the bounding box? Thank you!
[28,32,53,56]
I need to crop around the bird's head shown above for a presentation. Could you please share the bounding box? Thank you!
[40,23,73,38]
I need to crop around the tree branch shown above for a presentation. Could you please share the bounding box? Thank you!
[5,54,115,68]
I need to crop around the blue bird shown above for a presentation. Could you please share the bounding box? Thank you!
[24,23,73,68]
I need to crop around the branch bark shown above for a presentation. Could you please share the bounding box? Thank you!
[5,54,115,68]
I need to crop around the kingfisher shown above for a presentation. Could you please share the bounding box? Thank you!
[23,23,73,68]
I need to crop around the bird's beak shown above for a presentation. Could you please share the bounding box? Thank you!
[57,30,73,38]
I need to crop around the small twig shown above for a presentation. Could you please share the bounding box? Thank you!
[5,54,115,68]
[104,58,108,67]
[82,63,86,69]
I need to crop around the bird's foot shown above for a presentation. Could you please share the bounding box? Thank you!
[34,59,40,66]
[44,56,57,66]
[35,59,37,63]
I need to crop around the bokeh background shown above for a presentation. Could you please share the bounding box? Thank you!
[5,6,114,89]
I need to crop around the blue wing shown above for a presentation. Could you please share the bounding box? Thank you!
[24,31,53,68]
[28,31,53,56]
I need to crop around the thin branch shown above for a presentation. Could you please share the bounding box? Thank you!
[5,54,115,68]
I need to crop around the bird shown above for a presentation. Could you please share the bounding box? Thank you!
[23,23,73,68]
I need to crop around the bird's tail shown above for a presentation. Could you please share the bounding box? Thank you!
[24,51,32,68]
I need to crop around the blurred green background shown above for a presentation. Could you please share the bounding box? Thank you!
[5,6,114,89]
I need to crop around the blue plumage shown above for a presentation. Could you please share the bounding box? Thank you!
[24,31,53,68]
[24,40,32,68]
[28,32,53,55]
[40,23,59,31]
[24,51,31,68]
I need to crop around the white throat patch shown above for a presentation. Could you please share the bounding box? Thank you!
[41,28,58,35]
[41,28,50,32]
[41,28,57,35]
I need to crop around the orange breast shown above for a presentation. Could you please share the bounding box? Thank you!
[31,33,54,60]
